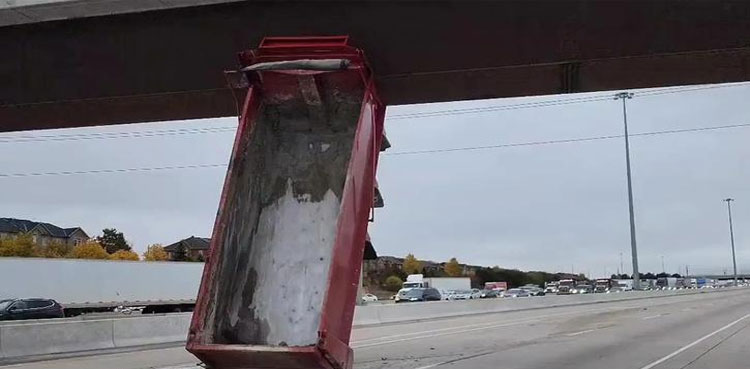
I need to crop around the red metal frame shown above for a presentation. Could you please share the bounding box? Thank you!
[187,36,385,369]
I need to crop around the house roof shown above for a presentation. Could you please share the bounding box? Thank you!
[164,235,378,260]
[164,236,211,252]
[0,218,88,238]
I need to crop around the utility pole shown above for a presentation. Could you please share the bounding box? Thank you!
[661,256,665,274]
[686,265,689,277]
[723,198,738,286]
[615,91,640,289]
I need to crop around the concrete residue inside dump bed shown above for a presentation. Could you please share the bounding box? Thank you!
[206,80,362,347]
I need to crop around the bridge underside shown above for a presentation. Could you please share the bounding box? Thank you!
[2,1,750,132]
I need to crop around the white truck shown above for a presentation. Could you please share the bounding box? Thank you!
[613,279,634,291]
[544,281,559,294]
[0,257,203,315]
[401,274,471,296]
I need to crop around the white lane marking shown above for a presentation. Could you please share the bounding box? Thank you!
[638,312,750,369]
[353,318,541,349]
[356,292,735,349]
[642,314,663,320]
[414,364,439,369]
[352,316,538,345]
[565,329,596,337]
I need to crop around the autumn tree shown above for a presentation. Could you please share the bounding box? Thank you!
[402,254,422,274]
[143,244,169,261]
[97,228,131,254]
[384,276,404,292]
[0,238,9,257]
[444,257,463,277]
[42,240,72,258]
[70,241,110,260]
[0,233,39,257]
[109,250,140,261]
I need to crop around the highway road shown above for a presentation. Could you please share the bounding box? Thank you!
[4,288,749,369]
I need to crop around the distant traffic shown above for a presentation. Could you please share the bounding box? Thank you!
[363,273,748,304]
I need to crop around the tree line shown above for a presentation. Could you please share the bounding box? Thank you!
[373,254,567,292]
[610,272,683,279]
[0,228,171,261]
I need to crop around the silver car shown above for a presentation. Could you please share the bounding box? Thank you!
[503,288,530,298]
[448,290,471,300]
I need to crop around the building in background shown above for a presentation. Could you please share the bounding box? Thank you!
[0,217,88,246]
[164,236,211,260]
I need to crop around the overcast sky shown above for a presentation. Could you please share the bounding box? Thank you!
[2,83,748,278]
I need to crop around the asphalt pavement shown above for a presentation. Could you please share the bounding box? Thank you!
[4,288,749,369]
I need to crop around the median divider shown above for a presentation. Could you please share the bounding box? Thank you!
[0,288,739,363]
[112,313,191,347]
[0,319,114,359]
[0,313,191,362]
[352,288,733,327]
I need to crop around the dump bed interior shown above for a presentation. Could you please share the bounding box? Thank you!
[201,72,364,348]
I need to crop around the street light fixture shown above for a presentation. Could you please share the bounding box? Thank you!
[615,92,640,289]
[723,198,738,286]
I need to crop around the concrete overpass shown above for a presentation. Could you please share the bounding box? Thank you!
[2,0,750,132]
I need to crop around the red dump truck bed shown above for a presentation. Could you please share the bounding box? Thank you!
[186,36,386,369]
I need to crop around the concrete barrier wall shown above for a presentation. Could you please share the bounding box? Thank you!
[0,313,191,361]
[0,288,730,362]
[0,319,114,359]
[112,313,190,347]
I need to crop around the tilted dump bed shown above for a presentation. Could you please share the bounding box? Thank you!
[187,37,385,369]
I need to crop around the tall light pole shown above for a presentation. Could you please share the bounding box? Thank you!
[661,255,665,274]
[615,92,640,289]
[619,252,624,277]
[723,198,738,286]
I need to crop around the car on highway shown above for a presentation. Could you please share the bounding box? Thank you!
[544,282,559,294]
[394,288,442,303]
[479,289,499,298]
[573,284,594,294]
[469,288,482,299]
[557,279,576,295]
[520,285,545,296]
[503,288,531,298]
[0,298,64,320]
[446,290,472,300]
[361,293,378,303]
[609,286,625,293]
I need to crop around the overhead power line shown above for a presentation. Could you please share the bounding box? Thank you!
[387,95,613,120]
[0,163,228,178]
[1,82,747,144]
[385,122,750,156]
[636,83,750,97]
[0,126,237,144]
[2,122,749,178]
[386,82,750,120]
